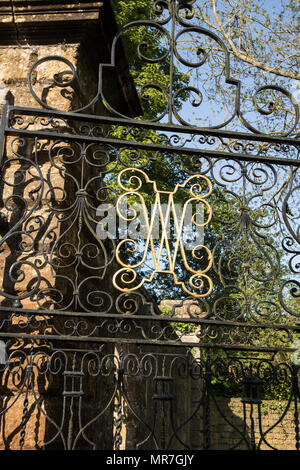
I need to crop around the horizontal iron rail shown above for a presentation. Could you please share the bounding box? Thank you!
[0,306,298,351]
[4,126,300,167]
[0,305,299,332]
[0,330,296,353]
[0,307,300,352]
[7,105,300,146]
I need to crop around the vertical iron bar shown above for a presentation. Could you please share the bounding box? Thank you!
[168,0,176,124]
[292,364,300,450]
[249,404,256,450]
[19,381,29,450]
[114,367,125,450]
[0,100,8,167]
[203,355,211,450]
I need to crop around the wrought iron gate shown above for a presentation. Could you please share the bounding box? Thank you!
[0,0,299,450]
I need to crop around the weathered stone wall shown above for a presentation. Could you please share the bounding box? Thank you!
[208,397,298,450]
[0,44,77,108]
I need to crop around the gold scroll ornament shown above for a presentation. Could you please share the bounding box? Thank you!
[113,168,213,298]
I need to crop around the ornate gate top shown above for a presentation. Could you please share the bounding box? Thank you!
[27,0,299,138]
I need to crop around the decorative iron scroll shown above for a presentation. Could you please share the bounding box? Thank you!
[113,169,213,297]
[0,0,298,354]
[0,343,299,450]
[0,130,298,350]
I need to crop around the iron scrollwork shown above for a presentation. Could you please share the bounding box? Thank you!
[113,168,213,297]
[0,0,299,452]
